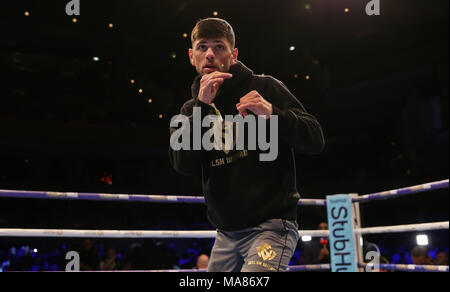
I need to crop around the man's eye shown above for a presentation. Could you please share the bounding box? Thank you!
[216,45,224,50]
[198,45,207,51]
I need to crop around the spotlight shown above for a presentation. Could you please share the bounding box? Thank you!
[416,234,429,246]
[301,236,312,242]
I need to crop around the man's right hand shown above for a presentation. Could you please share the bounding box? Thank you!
[198,72,233,104]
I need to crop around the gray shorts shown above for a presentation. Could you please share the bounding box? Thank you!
[207,219,299,272]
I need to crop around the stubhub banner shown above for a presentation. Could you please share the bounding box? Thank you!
[326,194,358,272]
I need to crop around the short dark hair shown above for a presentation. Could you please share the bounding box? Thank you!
[411,246,428,258]
[191,18,235,49]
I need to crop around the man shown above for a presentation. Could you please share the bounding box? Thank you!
[196,254,210,270]
[169,18,324,272]
[299,222,330,265]
[411,246,433,265]
[435,250,448,266]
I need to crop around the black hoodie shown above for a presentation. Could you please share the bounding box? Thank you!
[169,61,325,231]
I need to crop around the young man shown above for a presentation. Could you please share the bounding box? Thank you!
[169,18,325,272]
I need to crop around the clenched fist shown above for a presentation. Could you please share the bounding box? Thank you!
[198,71,233,105]
[236,90,273,119]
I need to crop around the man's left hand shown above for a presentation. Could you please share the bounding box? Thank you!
[236,90,273,119]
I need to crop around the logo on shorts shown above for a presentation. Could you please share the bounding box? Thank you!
[257,243,277,261]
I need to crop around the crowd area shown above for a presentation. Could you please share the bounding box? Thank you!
[0,238,212,272]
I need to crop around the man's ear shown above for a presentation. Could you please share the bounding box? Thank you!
[231,48,239,65]
[188,48,195,66]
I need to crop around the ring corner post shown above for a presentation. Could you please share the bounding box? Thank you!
[326,193,359,272]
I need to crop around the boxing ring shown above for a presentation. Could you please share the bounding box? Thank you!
[0,179,448,272]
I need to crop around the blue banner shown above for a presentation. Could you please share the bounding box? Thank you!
[326,194,357,272]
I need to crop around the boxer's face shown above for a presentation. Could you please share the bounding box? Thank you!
[189,37,238,75]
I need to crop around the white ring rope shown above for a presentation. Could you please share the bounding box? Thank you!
[356,221,449,235]
[0,229,217,238]
[1,222,447,238]
[0,228,328,238]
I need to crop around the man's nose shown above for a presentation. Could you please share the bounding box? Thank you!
[205,47,215,60]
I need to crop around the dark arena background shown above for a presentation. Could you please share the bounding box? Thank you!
[0,0,448,272]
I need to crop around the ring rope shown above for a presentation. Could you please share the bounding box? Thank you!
[0,229,217,238]
[78,263,449,272]
[0,179,447,205]
[358,262,449,272]
[143,268,207,273]
[355,221,449,235]
[141,264,332,272]
[0,189,326,206]
[140,263,450,273]
[287,264,331,272]
[0,228,329,238]
[354,179,449,203]
[1,221,447,238]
